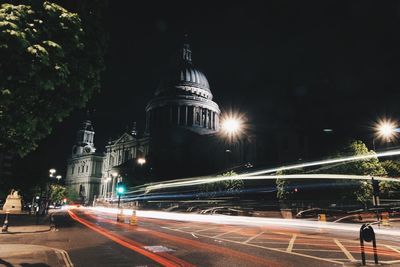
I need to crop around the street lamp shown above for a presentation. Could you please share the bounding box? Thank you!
[137,158,146,166]
[49,169,56,177]
[373,119,399,150]
[220,113,245,170]
[56,175,62,183]
[221,117,243,137]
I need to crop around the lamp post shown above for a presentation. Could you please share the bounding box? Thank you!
[221,115,244,170]
[137,158,146,166]
[104,177,111,198]
[373,119,399,150]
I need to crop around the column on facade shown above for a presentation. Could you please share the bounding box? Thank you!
[176,105,181,125]
[185,106,189,126]
[169,106,173,125]
[190,106,197,126]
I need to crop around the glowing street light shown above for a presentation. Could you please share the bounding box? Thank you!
[137,158,146,166]
[56,175,62,182]
[373,118,399,150]
[49,168,56,177]
[374,119,399,141]
[221,113,244,138]
[222,118,241,135]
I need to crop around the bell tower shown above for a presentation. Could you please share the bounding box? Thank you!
[72,120,96,156]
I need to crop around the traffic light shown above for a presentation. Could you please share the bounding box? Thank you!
[116,182,126,195]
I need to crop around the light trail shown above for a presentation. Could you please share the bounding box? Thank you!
[88,207,400,237]
[68,209,190,267]
[140,149,400,192]
[143,173,400,192]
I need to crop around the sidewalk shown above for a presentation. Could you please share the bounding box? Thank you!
[0,212,72,266]
[0,244,73,267]
[0,212,51,234]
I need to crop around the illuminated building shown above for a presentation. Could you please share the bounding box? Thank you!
[66,37,254,203]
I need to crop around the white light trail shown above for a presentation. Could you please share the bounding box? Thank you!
[88,207,400,237]
[142,149,400,192]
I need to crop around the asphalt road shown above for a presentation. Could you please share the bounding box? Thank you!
[2,208,400,266]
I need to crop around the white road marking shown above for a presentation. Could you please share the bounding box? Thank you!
[381,260,400,264]
[174,226,193,231]
[54,248,74,267]
[243,231,265,244]
[191,233,198,238]
[191,227,218,233]
[164,226,343,265]
[334,239,356,262]
[212,228,241,238]
[385,244,400,255]
[286,234,297,252]
[293,249,343,252]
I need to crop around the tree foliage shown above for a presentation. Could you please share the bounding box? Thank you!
[65,186,79,202]
[49,184,66,203]
[0,1,106,156]
[199,171,244,198]
[275,140,400,205]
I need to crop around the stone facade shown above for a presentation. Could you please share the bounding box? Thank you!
[66,38,255,202]
[65,120,103,204]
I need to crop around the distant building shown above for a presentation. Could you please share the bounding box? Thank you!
[66,37,254,203]
[65,120,103,203]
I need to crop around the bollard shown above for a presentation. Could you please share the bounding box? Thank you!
[381,212,390,226]
[117,210,124,223]
[50,214,56,231]
[130,210,137,226]
[2,212,9,233]
[360,224,378,265]
[318,214,326,222]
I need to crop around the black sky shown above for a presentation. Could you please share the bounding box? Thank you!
[15,1,400,185]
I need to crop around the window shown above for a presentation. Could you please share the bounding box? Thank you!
[86,165,88,172]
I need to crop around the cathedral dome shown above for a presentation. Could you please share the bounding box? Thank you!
[155,42,213,99]
[146,37,220,136]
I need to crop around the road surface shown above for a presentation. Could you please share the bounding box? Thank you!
[1,208,400,266]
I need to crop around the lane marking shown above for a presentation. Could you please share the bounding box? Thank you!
[243,231,265,244]
[68,210,194,267]
[166,225,343,265]
[192,227,218,233]
[386,245,400,255]
[334,239,356,262]
[83,210,281,267]
[293,249,343,252]
[212,228,241,238]
[286,234,297,252]
[54,249,74,267]
[174,226,193,231]
[381,260,400,264]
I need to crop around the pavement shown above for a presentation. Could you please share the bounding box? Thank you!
[0,244,73,267]
[0,212,51,234]
[0,212,61,267]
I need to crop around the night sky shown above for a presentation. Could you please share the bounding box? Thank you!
[15,1,400,185]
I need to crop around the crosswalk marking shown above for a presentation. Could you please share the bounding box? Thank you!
[334,239,356,262]
[286,234,297,252]
[243,231,265,244]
